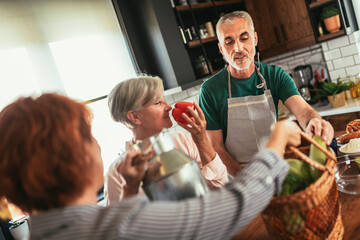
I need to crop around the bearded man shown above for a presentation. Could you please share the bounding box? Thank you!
[198,11,333,176]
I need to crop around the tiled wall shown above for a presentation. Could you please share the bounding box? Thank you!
[165,31,360,133]
[321,32,360,80]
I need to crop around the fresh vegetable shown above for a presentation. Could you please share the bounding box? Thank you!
[309,136,327,181]
[172,102,194,125]
[281,159,310,234]
[283,213,305,234]
[280,159,310,196]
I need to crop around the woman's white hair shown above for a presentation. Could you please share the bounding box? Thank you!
[108,75,164,129]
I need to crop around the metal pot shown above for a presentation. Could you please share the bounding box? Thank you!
[142,130,209,201]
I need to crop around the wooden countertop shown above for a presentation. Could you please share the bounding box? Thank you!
[231,192,360,240]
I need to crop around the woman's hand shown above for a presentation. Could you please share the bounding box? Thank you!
[266,120,302,157]
[178,102,216,166]
[178,102,207,143]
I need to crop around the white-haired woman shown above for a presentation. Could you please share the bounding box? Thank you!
[104,76,229,205]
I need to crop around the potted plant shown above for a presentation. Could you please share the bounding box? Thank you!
[320,6,341,33]
[316,78,350,108]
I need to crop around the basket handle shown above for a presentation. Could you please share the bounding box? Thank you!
[288,132,336,174]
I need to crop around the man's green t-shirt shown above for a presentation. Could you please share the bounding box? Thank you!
[199,62,299,143]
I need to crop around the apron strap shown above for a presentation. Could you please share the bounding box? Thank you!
[227,66,232,99]
[227,58,268,99]
[255,52,268,90]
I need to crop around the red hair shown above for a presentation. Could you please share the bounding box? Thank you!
[0,93,94,213]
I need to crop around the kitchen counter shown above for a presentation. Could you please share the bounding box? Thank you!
[288,97,360,123]
[313,97,360,117]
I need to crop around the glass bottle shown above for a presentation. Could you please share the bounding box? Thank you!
[349,76,358,98]
[318,23,324,36]
[142,129,209,201]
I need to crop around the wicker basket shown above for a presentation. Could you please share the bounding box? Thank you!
[262,133,344,240]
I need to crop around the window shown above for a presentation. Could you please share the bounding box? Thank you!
[0,0,137,173]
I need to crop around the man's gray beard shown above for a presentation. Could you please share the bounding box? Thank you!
[224,55,253,71]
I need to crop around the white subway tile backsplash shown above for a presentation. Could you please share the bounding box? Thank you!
[186,85,201,97]
[276,51,294,60]
[294,51,312,59]
[288,59,306,68]
[326,61,334,71]
[321,42,328,51]
[311,44,321,50]
[327,35,349,49]
[329,69,347,80]
[311,48,322,54]
[349,33,356,44]
[263,56,278,64]
[345,65,360,76]
[164,94,175,105]
[323,49,341,60]
[183,96,198,104]
[305,53,323,64]
[294,47,311,54]
[172,90,189,102]
[276,63,289,72]
[340,44,358,57]
[333,56,355,69]
[354,54,360,65]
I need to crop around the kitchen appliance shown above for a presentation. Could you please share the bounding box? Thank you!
[293,65,313,102]
[142,130,209,201]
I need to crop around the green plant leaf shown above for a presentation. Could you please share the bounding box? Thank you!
[320,6,340,20]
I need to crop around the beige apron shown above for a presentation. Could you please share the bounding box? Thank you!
[225,63,276,165]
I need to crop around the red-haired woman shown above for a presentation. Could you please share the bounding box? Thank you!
[0,93,301,240]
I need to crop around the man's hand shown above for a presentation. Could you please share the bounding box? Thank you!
[284,95,334,145]
[305,118,334,145]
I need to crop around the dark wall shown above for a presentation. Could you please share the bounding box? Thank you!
[112,0,196,90]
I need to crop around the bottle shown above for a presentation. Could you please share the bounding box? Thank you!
[142,129,209,201]
[350,80,358,98]
[318,23,324,37]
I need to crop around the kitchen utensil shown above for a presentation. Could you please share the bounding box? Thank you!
[293,65,313,102]
[142,129,209,201]
[335,157,360,195]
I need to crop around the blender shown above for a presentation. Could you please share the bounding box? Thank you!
[293,65,313,102]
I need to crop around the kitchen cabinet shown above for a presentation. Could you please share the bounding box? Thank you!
[113,0,198,90]
[245,0,316,59]
[305,0,358,43]
[173,0,246,81]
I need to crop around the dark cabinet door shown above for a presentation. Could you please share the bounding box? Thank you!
[274,0,315,50]
[245,0,315,59]
[245,0,282,54]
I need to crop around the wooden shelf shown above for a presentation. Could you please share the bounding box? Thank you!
[187,36,217,47]
[214,0,244,6]
[188,39,201,47]
[317,29,345,42]
[175,2,213,11]
[309,0,335,9]
[175,0,243,11]
[202,36,217,43]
